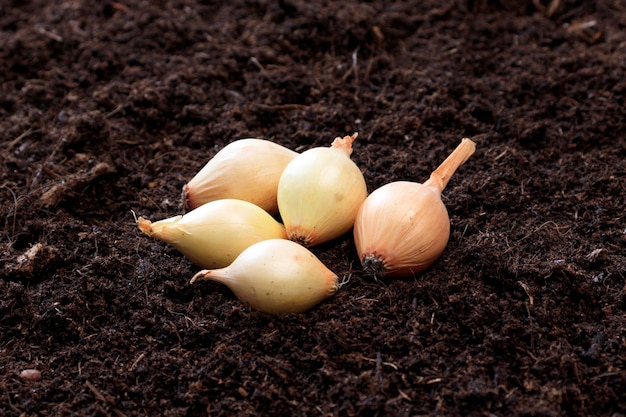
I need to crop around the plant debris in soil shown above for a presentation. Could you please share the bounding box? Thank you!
[1,0,625,416]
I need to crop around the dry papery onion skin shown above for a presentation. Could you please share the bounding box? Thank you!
[182,138,298,214]
[354,138,476,278]
[277,133,368,247]
[137,199,287,269]
[190,239,339,315]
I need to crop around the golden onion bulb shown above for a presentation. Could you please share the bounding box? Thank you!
[137,199,287,269]
[277,133,368,246]
[190,239,339,314]
[183,139,298,214]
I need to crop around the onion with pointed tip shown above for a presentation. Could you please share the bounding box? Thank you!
[190,239,339,314]
[183,138,298,214]
[353,138,476,277]
[137,199,287,269]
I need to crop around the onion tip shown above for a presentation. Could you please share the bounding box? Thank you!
[190,269,209,284]
[137,217,153,236]
[330,132,358,157]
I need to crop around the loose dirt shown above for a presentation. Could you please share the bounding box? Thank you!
[1,1,625,416]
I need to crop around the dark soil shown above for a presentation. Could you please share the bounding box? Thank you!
[1,0,625,416]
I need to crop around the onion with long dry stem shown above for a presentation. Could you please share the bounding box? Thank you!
[353,138,476,278]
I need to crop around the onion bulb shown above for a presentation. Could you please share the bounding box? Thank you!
[183,139,298,214]
[190,239,339,314]
[354,138,476,277]
[277,133,368,247]
[137,199,287,269]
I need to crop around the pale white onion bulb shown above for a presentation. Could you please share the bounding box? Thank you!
[277,133,368,247]
[183,139,298,214]
[190,239,339,314]
[137,199,287,269]
[354,138,476,277]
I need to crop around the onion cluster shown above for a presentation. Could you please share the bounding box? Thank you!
[137,134,475,314]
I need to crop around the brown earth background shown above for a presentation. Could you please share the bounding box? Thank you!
[1,0,625,416]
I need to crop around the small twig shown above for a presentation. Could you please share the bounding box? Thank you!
[6,391,23,413]
[3,128,42,152]
[341,47,360,83]
[84,381,129,417]
[251,103,307,112]
[85,380,108,403]
[105,105,124,118]
[129,353,146,371]
[111,1,130,13]
[249,57,270,77]
[546,0,560,17]
[351,46,359,84]
[359,354,399,370]
[533,0,560,17]
[493,148,508,161]
[566,19,602,44]
[1,185,18,241]
[34,24,64,42]
[519,221,571,242]
[517,281,534,305]
[38,162,115,208]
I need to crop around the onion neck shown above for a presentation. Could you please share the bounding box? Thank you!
[137,217,153,236]
[190,268,229,284]
[330,132,358,157]
[424,138,476,194]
